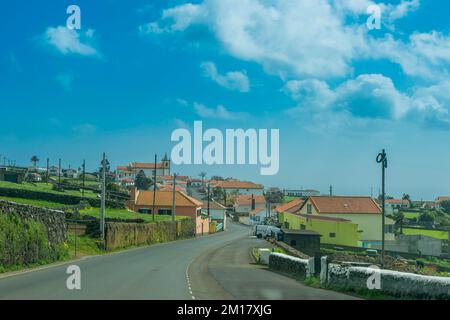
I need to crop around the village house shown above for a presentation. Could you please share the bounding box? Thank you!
[295,196,395,248]
[212,180,264,196]
[117,154,171,182]
[279,211,360,247]
[234,194,266,214]
[202,200,227,230]
[127,188,209,235]
[435,197,450,210]
[274,198,305,215]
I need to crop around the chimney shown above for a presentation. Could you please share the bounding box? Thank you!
[251,194,256,211]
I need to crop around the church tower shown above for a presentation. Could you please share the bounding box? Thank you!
[162,153,171,176]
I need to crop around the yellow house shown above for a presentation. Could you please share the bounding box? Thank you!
[279,211,360,247]
[297,196,395,247]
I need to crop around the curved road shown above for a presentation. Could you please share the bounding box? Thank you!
[0,222,355,300]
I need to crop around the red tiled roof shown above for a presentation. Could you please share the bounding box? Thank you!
[436,197,450,203]
[235,194,266,206]
[134,190,202,207]
[275,199,305,213]
[306,196,381,214]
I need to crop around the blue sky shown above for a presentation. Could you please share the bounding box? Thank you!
[1,0,450,199]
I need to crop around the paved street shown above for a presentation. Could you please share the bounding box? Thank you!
[0,222,356,300]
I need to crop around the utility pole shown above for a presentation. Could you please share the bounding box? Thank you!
[172,173,177,222]
[58,158,62,185]
[46,158,49,182]
[376,149,388,268]
[152,154,157,222]
[82,160,86,197]
[100,153,106,243]
[207,183,211,218]
[329,185,333,197]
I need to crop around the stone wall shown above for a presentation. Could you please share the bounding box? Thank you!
[0,200,66,244]
[327,262,450,300]
[105,218,196,251]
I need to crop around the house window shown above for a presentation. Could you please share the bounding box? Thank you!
[138,208,150,214]
[158,209,172,215]
[307,204,312,214]
[290,240,297,246]
[300,224,306,230]
[329,233,336,238]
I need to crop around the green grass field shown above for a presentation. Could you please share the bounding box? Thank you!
[0,196,70,208]
[403,211,420,219]
[403,228,449,240]
[283,196,301,203]
[79,207,188,222]
[0,181,98,199]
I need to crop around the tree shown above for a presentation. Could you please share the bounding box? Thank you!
[440,201,450,214]
[265,188,284,204]
[199,172,207,185]
[392,211,405,234]
[31,155,39,168]
[418,212,436,225]
[211,176,224,181]
[135,170,151,190]
[402,194,411,201]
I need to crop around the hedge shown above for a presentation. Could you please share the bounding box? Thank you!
[0,187,125,209]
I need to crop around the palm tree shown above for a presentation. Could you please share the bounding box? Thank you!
[31,155,39,168]
[199,171,207,186]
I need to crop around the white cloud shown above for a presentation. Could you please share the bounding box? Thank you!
[200,61,250,92]
[193,102,248,120]
[143,0,429,79]
[285,74,450,126]
[42,26,100,57]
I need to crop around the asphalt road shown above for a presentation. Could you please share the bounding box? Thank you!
[0,222,356,300]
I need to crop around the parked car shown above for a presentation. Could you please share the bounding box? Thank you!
[254,225,281,239]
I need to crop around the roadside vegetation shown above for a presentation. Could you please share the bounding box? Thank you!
[0,181,98,199]
[79,207,188,223]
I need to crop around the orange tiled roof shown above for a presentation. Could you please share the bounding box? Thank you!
[235,194,266,206]
[306,196,381,214]
[214,180,264,190]
[201,201,226,210]
[250,207,264,215]
[135,190,202,207]
[436,197,450,203]
[131,162,168,170]
[275,198,305,213]
[386,199,410,205]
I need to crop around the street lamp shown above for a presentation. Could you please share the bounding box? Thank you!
[376,149,388,268]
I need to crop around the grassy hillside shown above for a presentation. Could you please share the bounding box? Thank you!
[0,181,98,199]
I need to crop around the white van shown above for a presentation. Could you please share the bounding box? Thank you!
[254,225,281,239]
